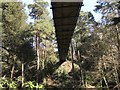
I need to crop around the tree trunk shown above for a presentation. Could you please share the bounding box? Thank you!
[11,56,16,79]
[115,25,120,60]
[22,63,24,87]
[78,50,85,86]
[115,25,120,84]
[111,49,120,90]
[36,31,40,84]
[75,41,84,86]
[42,48,44,69]
[79,32,85,87]
[11,65,15,79]
[42,43,46,70]
[71,43,75,88]
[103,76,109,90]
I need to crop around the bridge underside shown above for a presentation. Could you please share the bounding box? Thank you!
[51,1,83,64]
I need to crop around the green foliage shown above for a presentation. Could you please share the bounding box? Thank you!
[27,0,57,84]
[94,0,120,24]
[28,1,49,19]
[23,81,45,90]
[16,40,36,64]
[36,84,45,90]
[0,77,17,89]
[2,2,29,55]
[1,2,36,87]
[23,81,35,89]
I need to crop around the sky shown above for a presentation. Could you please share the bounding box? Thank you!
[81,0,101,21]
[21,0,101,22]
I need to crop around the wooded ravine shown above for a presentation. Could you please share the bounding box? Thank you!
[0,0,120,89]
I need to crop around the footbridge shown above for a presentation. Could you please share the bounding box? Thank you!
[51,0,83,64]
